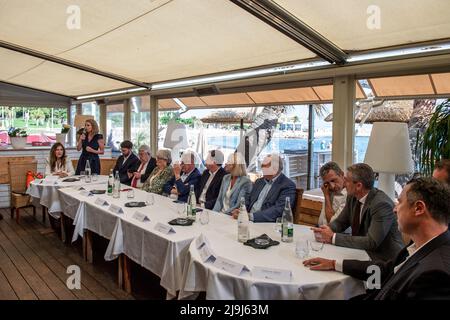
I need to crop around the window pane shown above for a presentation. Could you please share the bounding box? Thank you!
[131,96,150,150]
[107,102,124,157]
[0,106,67,145]
[82,102,100,121]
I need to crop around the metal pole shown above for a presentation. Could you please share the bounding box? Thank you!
[150,95,158,156]
[307,104,314,190]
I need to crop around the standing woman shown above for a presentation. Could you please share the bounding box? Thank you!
[45,142,75,177]
[75,119,104,175]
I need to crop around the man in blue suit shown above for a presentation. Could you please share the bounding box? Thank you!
[232,153,296,222]
[163,151,201,202]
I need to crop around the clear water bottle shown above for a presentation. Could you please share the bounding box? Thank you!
[85,160,91,183]
[281,197,294,243]
[237,197,250,243]
[107,169,114,196]
[187,185,197,220]
[112,171,120,199]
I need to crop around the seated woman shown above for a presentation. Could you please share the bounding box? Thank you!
[142,149,174,194]
[213,152,252,215]
[128,144,157,189]
[45,142,75,177]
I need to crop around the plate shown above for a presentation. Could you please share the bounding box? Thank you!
[90,189,106,194]
[124,201,146,208]
[62,178,80,182]
[168,218,194,226]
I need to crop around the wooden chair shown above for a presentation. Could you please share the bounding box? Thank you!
[8,160,37,223]
[100,158,117,175]
[295,193,322,226]
[293,188,304,224]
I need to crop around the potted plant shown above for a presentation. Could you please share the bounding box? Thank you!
[416,99,450,175]
[8,127,28,149]
[55,124,71,144]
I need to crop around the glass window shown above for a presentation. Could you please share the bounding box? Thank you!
[131,96,151,150]
[81,102,100,121]
[0,105,67,145]
[107,102,124,157]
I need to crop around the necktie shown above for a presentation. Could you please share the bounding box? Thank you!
[131,162,144,188]
[352,200,362,236]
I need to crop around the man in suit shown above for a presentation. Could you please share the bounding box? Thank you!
[433,159,450,185]
[232,153,296,222]
[304,177,450,300]
[195,150,226,209]
[163,151,201,202]
[113,140,140,186]
[129,144,156,189]
[312,163,403,261]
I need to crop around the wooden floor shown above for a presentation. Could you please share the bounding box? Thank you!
[0,207,135,300]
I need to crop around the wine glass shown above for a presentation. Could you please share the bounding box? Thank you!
[308,239,324,252]
[295,239,309,259]
[127,189,135,199]
[177,203,186,217]
[199,210,209,225]
[274,217,282,234]
[146,193,154,206]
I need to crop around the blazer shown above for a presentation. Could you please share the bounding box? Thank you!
[213,174,253,215]
[44,156,75,177]
[329,188,404,261]
[343,230,450,300]
[163,168,201,202]
[247,173,296,223]
[113,152,140,186]
[137,157,157,184]
[195,167,226,210]
[142,165,174,195]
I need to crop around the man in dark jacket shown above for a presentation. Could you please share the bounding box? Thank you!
[195,150,226,210]
[113,140,140,185]
[304,177,450,300]
[163,151,201,202]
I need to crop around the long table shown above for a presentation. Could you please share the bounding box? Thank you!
[32,178,370,300]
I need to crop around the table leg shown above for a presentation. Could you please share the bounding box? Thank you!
[83,230,93,263]
[60,214,67,243]
[118,254,132,293]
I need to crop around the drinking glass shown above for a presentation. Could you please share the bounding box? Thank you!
[177,203,186,216]
[79,171,85,181]
[295,239,309,259]
[146,193,154,206]
[92,173,98,182]
[274,217,282,234]
[127,189,135,199]
[199,210,209,225]
[308,240,324,252]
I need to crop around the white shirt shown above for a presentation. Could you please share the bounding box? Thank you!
[180,168,195,183]
[199,168,219,205]
[122,154,131,166]
[222,184,233,213]
[45,157,75,177]
[318,188,347,226]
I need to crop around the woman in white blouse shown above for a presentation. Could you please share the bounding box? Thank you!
[213,152,252,215]
[45,142,75,177]
[128,145,157,189]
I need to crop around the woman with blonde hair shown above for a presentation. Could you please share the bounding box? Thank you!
[143,149,174,194]
[45,142,75,177]
[75,118,104,175]
[213,152,252,215]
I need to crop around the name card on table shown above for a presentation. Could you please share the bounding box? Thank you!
[108,204,124,214]
[252,266,292,282]
[132,211,150,222]
[154,222,175,235]
[79,190,92,197]
[212,256,247,276]
[95,198,109,206]
[195,233,211,249]
[198,242,216,263]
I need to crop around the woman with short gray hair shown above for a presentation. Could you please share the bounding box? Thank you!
[143,149,174,194]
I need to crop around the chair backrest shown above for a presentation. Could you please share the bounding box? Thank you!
[8,160,38,193]
[0,156,34,184]
[293,188,304,223]
[100,158,117,175]
[295,196,322,226]
[72,159,78,172]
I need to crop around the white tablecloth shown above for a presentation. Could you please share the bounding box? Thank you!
[27,175,108,217]
[179,223,370,300]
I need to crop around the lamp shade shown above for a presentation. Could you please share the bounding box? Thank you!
[364,122,414,174]
[74,114,94,128]
[163,119,189,150]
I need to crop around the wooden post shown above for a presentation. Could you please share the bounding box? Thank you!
[118,254,132,293]
[60,214,67,243]
[83,230,93,263]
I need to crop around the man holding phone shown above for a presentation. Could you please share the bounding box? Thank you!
[113,140,140,186]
